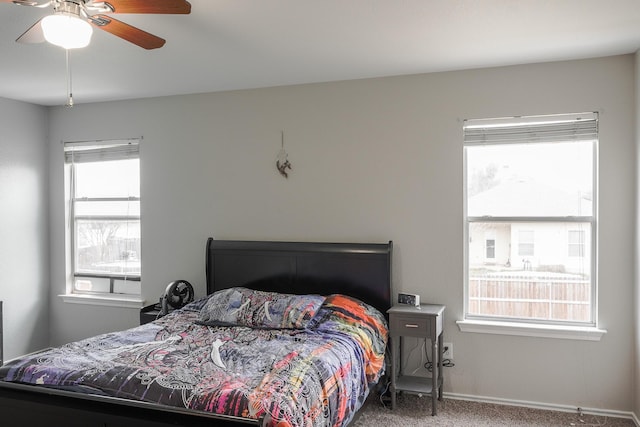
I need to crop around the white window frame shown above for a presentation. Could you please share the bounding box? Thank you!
[63,138,142,302]
[458,112,606,340]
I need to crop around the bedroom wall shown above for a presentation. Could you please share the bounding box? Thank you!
[634,51,640,422]
[47,55,635,414]
[0,97,49,360]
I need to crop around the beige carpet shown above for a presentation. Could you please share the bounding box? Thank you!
[352,394,636,427]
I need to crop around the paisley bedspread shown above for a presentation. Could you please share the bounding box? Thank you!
[0,293,388,427]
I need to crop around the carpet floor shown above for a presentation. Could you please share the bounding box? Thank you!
[352,394,636,427]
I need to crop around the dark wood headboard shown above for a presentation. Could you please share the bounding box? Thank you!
[206,238,393,315]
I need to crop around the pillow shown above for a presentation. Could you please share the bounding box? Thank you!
[198,287,325,329]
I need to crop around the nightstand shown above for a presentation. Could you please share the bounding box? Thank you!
[140,303,163,325]
[387,303,445,416]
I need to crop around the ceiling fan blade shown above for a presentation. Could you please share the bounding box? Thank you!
[92,0,191,14]
[91,14,165,49]
[16,18,45,44]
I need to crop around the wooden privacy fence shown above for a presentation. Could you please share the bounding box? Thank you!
[469,274,590,322]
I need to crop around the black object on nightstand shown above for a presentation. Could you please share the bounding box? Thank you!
[387,303,445,416]
[140,280,195,325]
[140,303,163,325]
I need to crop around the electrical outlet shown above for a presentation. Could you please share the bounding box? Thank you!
[443,342,453,359]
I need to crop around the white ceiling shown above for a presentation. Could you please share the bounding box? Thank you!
[1,0,640,106]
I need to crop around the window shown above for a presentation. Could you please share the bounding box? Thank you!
[485,239,495,259]
[518,230,534,256]
[568,230,585,257]
[65,139,141,296]
[484,230,496,260]
[464,112,597,326]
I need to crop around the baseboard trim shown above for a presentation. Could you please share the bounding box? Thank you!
[444,392,638,425]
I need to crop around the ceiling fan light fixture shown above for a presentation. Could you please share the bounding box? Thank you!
[41,12,93,49]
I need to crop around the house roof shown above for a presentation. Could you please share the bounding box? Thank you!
[468,179,592,217]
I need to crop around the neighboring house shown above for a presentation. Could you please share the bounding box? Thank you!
[467,178,592,275]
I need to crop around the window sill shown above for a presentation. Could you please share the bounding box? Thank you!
[456,319,607,341]
[59,293,145,309]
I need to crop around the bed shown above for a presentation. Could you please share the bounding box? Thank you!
[0,238,393,427]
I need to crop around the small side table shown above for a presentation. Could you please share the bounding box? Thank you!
[387,303,445,416]
[140,303,163,325]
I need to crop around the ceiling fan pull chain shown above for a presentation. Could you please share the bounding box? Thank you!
[65,48,73,107]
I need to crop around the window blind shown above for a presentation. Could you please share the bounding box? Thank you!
[463,112,598,145]
[64,139,140,163]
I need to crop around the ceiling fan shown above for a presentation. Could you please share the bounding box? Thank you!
[3,0,191,49]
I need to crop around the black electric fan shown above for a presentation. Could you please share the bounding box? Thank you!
[161,280,194,315]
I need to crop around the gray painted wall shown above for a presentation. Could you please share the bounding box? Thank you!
[634,52,640,421]
[0,97,49,360]
[46,55,634,412]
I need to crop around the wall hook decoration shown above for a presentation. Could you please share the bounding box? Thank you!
[276,130,292,178]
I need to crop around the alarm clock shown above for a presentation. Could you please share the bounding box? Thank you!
[398,292,420,307]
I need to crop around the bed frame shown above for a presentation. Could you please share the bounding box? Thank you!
[0,238,393,427]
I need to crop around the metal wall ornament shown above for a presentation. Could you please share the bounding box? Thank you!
[276,131,292,178]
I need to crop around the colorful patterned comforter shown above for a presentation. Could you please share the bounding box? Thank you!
[0,293,388,427]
